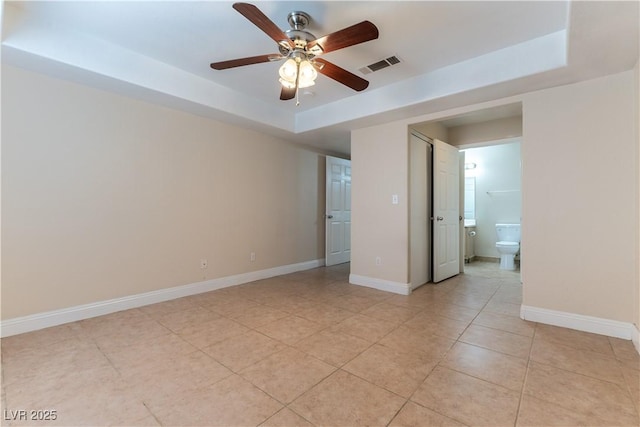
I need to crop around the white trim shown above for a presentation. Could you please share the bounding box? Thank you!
[0,259,325,338]
[521,305,635,340]
[349,274,411,295]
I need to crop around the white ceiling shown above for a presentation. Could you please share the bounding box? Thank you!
[2,1,638,155]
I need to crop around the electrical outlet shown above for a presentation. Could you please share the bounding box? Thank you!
[250,252,256,262]
[200,259,208,269]
[375,256,382,266]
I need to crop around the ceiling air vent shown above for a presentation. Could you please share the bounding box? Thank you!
[359,55,402,75]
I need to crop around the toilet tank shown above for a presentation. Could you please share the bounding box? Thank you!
[496,224,521,242]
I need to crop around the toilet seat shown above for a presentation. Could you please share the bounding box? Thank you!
[496,241,519,247]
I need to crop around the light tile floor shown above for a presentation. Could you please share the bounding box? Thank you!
[1,262,639,426]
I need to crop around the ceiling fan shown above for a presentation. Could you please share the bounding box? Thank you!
[210,2,379,104]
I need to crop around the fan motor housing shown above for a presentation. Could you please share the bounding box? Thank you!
[287,11,311,30]
[280,30,316,55]
[278,11,317,55]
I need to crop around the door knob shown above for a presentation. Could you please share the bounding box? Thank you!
[326,215,334,219]
[436,216,444,221]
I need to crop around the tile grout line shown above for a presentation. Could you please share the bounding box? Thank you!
[605,336,640,417]
[513,322,538,427]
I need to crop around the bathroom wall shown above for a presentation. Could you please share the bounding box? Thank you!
[463,142,522,258]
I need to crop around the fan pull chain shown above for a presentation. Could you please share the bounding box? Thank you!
[295,61,301,106]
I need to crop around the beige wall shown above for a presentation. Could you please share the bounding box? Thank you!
[448,116,522,147]
[410,121,448,142]
[2,65,325,319]
[522,71,636,323]
[410,114,522,148]
[351,69,638,327]
[351,122,409,284]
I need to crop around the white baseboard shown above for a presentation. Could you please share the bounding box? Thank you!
[349,274,411,295]
[520,305,635,340]
[0,259,325,338]
[632,324,640,354]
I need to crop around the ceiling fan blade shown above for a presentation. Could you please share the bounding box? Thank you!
[210,54,282,70]
[313,58,369,92]
[280,86,296,100]
[233,3,295,50]
[307,21,378,55]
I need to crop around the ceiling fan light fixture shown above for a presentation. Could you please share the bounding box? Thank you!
[298,60,318,87]
[278,55,317,89]
[279,58,298,81]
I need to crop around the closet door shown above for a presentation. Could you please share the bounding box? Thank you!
[409,133,430,288]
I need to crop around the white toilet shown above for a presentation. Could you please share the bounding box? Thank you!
[495,224,521,270]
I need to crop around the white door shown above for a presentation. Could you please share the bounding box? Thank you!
[433,139,460,282]
[410,133,430,288]
[325,156,351,266]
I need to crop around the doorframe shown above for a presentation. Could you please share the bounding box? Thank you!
[458,136,523,277]
[459,151,465,274]
[324,155,352,267]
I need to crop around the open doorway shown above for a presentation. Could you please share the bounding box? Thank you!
[409,103,523,283]
[461,140,522,272]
